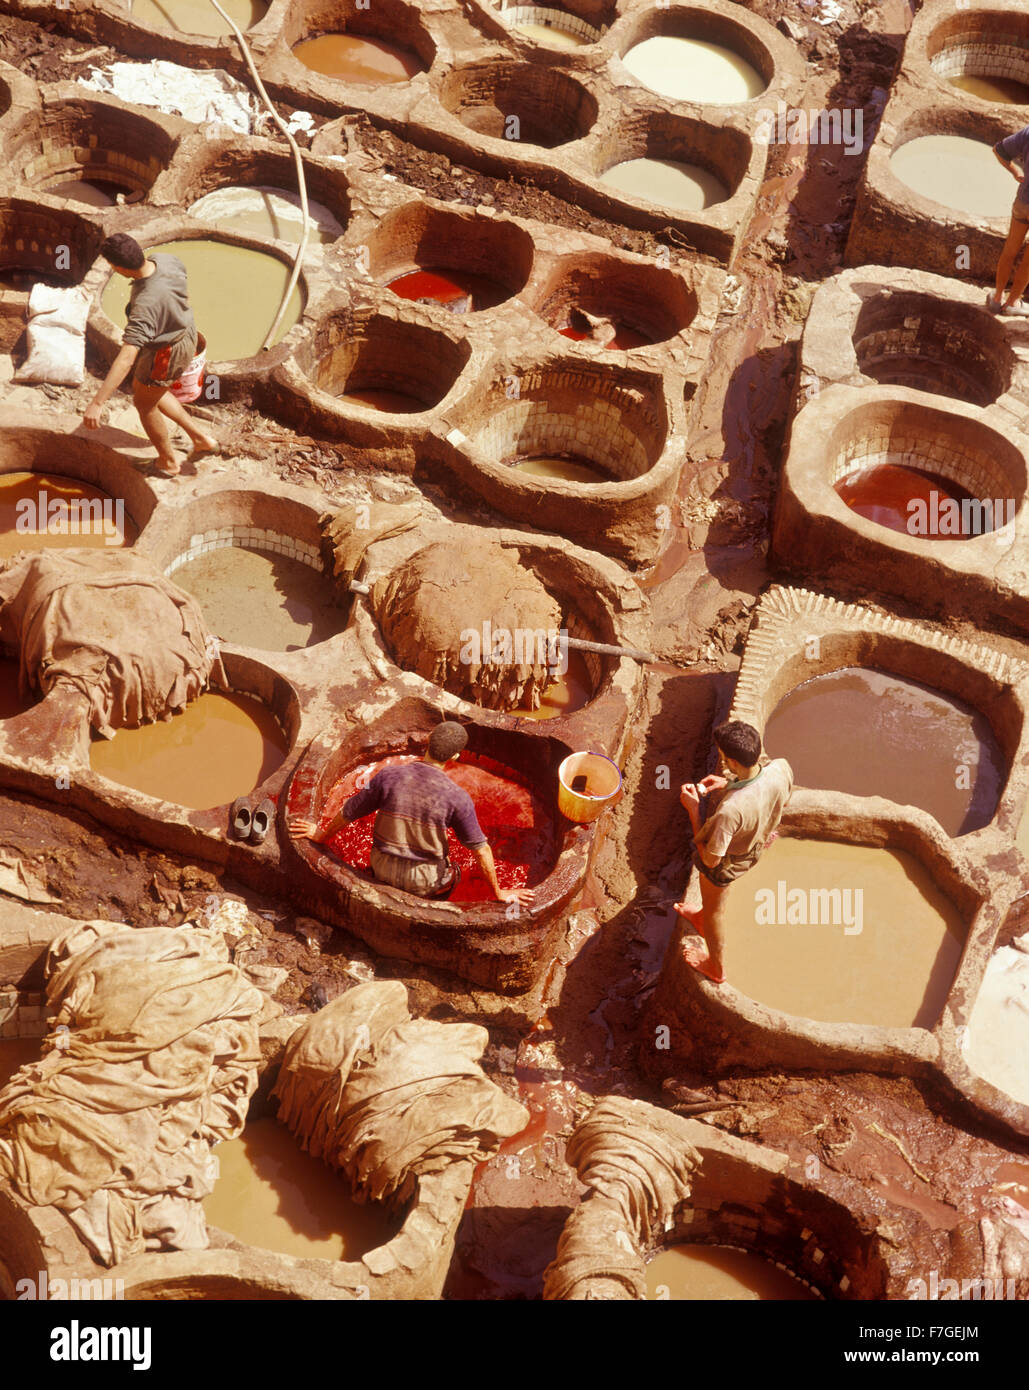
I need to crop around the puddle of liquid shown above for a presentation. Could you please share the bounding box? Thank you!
[173,546,343,652]
[42,176,128,208]
[125,0,266,35]
[764,666,1004,837]
[90,690,288,810]
[511,456,610,485]
[511,649,592,721]
[558,317,649,350]
[101,240,302,362]
[323,752,557,901]
[891,135,1014,219]
[721,837,965,1027]
[514,21,590,49]
[992,1160,1029,1207]
[335,388,427,413]
[601,158,729,211]
[0,656,35,720]
[387,268,509,313]
[204,1116,395,1261]
[0,1037,41,1091]
[0,471,135,557]
[646,1244,816,1300]
[188,186,343,246]
[292,33,424,85]
[948,73,1029,105]
[622,36,765,104]
[835,464,979,536]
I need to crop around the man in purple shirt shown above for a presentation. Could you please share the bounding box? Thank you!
[991,124,1029,314]
[288,721,534,907]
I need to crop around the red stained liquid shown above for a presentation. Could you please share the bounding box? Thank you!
[387,268,508,313]
[322,753,556,902]
[836,465,976,536]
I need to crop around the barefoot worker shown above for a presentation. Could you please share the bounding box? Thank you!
[288,721,535,908]
[82,234,219,475]
[673,720,793,984]
[990,122,1029,315]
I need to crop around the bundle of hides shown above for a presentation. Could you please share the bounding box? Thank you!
[543,1097,701,1300]
[0,919,264,1267]
[12,283,90,387]
[372,537,561,713]
[320,500,421,591]
[272,981,528,1209]
[0,549,226,737]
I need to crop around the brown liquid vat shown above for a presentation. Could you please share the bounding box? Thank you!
[147,487,351,654]
[0,418,158,542]
[283,698,593,993]
[278,0,437,90]
[926,8,1029,109]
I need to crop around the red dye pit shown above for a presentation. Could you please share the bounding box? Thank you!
[387,268,509,313]
[320,753,557,902]
[558,317,649,350]
[835,464,978,536]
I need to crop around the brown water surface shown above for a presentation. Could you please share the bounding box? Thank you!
[336,388,426,413]
[512,456,610,484]
[763,666,1004,836]
[948,74,1029,105]
[0,472,135,556]
[204,1117,396,1260]
[126,0,266,35]
[292,33,424,85]
[646,1244,816,1299]
[173,547,343,652]
[511,649,592,720]
[720,837,964,1026]
[835,464,979,536]
[90,691,288,809]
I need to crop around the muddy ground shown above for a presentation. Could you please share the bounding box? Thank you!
[2,0,1028,1300]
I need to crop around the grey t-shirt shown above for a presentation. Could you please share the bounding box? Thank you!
[122,253,195,349]
[995,124,1029,203]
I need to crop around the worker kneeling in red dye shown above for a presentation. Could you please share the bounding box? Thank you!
[288,721,534,908]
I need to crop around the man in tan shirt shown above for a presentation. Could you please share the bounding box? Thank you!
[674,720,793,983]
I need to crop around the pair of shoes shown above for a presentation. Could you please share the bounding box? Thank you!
[230,796,275,843]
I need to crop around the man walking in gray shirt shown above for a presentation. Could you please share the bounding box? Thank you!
[83,234,218,475]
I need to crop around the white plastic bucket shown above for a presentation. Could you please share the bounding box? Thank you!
[169,331,206,404]
[557,752,622,823]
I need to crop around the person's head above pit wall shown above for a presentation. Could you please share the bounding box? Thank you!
[712,719,762,776]
[425,720,468,766]
[100,233,148,278]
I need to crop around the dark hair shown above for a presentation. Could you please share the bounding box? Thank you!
[100,234,145,270]
[713,720,761,768]
[427,721,468,763]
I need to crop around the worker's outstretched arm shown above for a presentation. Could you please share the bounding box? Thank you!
[472,843,534,907]
[84,343,139,428]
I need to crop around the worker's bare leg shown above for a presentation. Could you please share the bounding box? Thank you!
[156,392,218,451]
[133,380,180,473]
[1005,237,1029,308]
[995,215,1029,303]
